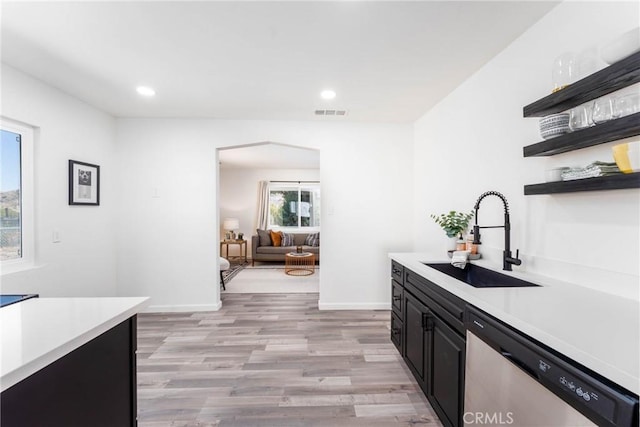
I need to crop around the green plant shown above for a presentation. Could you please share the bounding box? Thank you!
[430,210,474,239]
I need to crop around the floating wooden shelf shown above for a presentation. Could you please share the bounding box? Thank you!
[524,173,640,195]
[523,51,640,118]
[523,52,640,195]
[523,113,640,157]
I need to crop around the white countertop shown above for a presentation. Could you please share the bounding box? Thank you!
[0,296,150,392]
[389,253,640,395]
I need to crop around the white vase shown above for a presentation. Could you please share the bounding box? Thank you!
[445,237,457,252]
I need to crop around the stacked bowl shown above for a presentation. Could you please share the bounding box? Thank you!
[539,113,570,139]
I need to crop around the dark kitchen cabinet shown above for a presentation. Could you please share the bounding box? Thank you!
[391,260,404,283]
[1,316,138,427]
[392,262,466,427]
[431,314,466,427]
[403,291,428,385]
[392,279,403,314]
[390,312,403,353]
[402,289,465,427]
[390,261,404,354]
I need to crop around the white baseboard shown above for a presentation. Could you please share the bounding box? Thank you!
[318,301,391,311]
[144,301,222,313]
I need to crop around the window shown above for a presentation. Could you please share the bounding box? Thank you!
[268,183,320,229]
[1,120,34,269]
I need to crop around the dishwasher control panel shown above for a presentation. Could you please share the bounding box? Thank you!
[541,364,617,421]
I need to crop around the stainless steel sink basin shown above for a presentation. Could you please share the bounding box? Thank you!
[424,263,540,288]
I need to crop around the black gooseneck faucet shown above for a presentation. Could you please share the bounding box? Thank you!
[472,191,522,271]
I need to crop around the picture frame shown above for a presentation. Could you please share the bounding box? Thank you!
[69,160,100,206]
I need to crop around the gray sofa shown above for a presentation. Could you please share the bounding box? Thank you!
[251,232,319,265]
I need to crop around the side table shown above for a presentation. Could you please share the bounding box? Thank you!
[220,240,247,263]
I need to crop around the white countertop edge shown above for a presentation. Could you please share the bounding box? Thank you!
[1,296,150,392]
[389,252,640,395]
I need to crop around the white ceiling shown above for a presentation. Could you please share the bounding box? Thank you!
[1,1,558,123]
[219,143,319,169]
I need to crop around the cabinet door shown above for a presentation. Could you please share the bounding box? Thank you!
[403,292,429,385]
[429,315,465,427]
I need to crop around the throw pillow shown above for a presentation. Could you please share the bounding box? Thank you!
[256,229,272,246]
[304,232,320,247]
[270,230,283,247]
[281,232,295,247]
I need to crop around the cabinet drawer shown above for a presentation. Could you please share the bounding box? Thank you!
[391,261,404,283]
[392,280,403,316]
[390,312,403,354]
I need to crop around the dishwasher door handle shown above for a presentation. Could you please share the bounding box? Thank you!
[500,350,540,380]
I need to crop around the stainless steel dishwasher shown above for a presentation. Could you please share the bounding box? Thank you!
[464,306,638,427]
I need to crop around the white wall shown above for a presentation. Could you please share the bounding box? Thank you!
[1,64,118,296]
[219,166,320,257]
[413,1,639,299]
[115,119,413,311]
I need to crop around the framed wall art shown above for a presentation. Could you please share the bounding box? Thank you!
[69,160,100,206]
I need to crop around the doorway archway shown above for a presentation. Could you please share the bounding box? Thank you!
[216,142,321,304]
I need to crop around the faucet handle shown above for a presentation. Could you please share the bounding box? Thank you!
[472,225,481,244]
[511,249,522,266]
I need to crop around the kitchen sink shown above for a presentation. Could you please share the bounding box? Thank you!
[423,263,540,288]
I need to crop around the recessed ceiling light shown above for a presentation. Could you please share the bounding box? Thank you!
[136,86,156,97]
[320,89,336,100]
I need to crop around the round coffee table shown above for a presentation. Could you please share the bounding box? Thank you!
[285,252,315,276]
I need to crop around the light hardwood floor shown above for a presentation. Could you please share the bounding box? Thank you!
[137,293,442,426]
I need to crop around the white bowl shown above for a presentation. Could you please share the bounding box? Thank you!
[539,113,570,139]
[612,140,640,173]
[628,147,640,172]
[545,167,570,182]
[601,27,640,65]
[540,122,569,130]
[540,124,570,139]
[540,120,570,130]
[539,113,570,127]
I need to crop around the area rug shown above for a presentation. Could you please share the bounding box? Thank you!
[221,262,246,283]
[222,267,319,293]
[247,262,319,270]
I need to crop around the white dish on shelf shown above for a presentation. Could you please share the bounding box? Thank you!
[539,113,570,127]
[539,113,570,139]
[546,167,570,182]
[601,27,640,65]
[540,125,570,140]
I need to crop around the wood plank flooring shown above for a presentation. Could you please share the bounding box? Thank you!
[137,293,442,426]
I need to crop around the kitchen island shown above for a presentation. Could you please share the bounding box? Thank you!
[0,296,149,427]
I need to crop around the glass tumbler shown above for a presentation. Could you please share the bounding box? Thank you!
[552,53,576,93]
[569,103,594,131]
[592,96,618,124]
[614,92,640,118]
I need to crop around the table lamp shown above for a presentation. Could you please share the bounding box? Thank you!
[223,218,240,240]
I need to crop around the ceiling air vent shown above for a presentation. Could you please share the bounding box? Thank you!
[315,109,347,116]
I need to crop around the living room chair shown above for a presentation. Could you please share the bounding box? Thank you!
[219,257,230,291]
